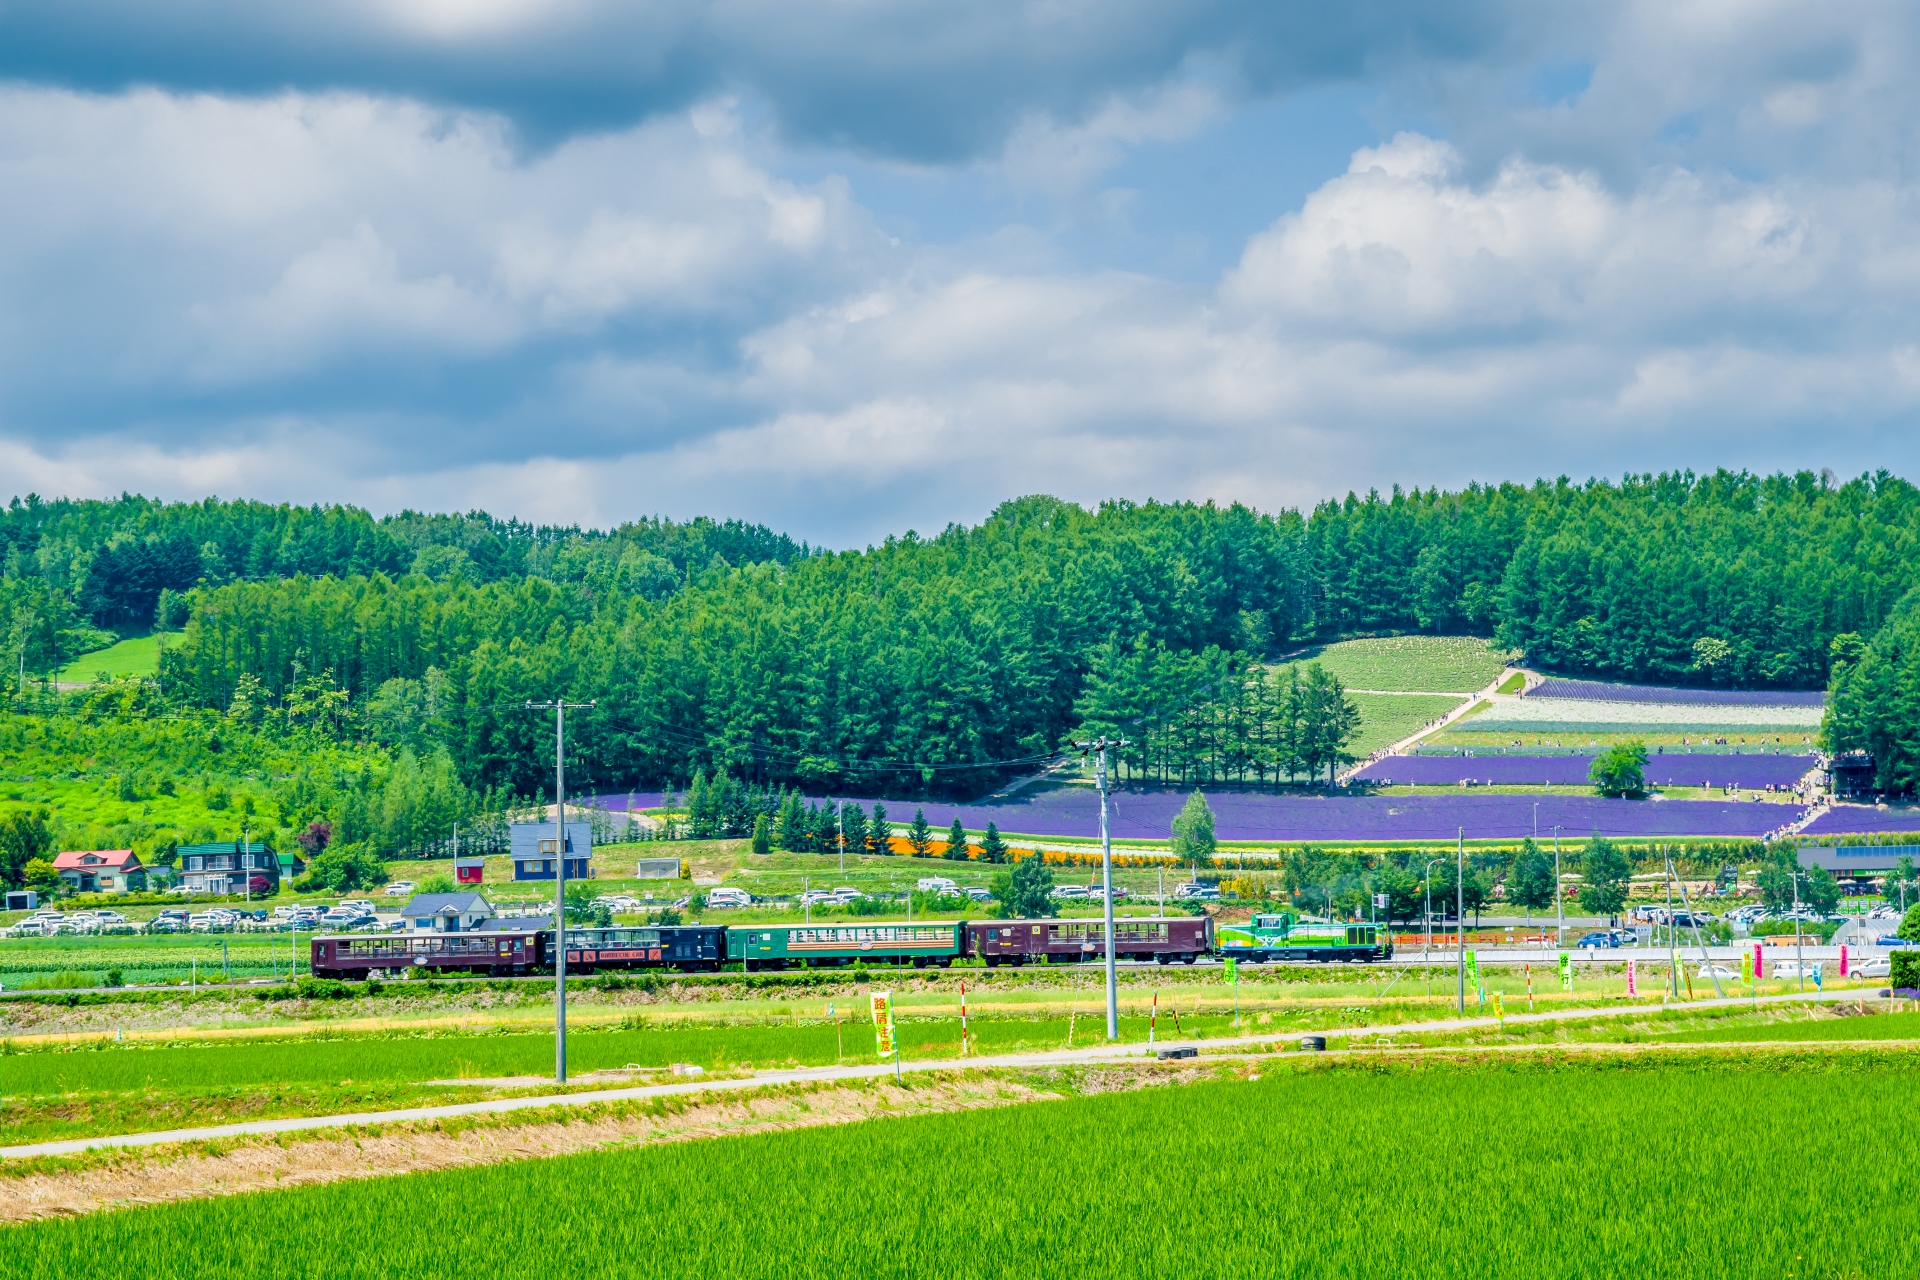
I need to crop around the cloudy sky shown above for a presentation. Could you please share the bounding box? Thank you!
[3,0,1917,544]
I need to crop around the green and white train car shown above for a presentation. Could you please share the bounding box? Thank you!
[1216,912,1393,963]
[726,921,964,970]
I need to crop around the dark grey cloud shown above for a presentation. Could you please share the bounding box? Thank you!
[0,0,1538,157]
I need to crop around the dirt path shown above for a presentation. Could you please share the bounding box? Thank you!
[0,1065,1203,1222]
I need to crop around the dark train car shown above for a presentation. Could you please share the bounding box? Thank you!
[966,916,1213,966]
[309,929,547,979]
[559,924,726,973]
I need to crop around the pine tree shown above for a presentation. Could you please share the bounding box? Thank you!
[979,821,1008,864]
[685,769,711,839]
[907,808,933,858]
[774,789,804,851]
[840,803,868,859]
[868,802,892,856]
[750,813,771,855]
[944,818,970,861]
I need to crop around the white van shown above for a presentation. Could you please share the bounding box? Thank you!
[705,887,752,908]
[916,877,958,894]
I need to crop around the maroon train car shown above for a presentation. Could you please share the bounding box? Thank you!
[965,916,1213,966]
[309,929,548,979]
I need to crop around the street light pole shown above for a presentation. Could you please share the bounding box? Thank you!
[1423,856,1444,962]
[1456,828,1466,1014]
[1552,826,1564,948]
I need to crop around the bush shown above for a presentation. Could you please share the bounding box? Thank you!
[1899,903,1920,943]
[1891,951,1920,991]
[292,844,390,893]
[103,968,123,988]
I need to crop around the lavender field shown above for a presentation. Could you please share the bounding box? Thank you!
[1356,754,1815,787]
[1528,678,1825,707]
[744,787,1799,842]
[1801,805,1920,836]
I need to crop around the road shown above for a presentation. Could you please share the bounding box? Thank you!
[0,989,1870,1161]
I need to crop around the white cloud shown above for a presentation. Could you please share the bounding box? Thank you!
[0,87,878,400]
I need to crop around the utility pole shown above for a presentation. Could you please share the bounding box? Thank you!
[1073,734,1128,1041]
[527,697,594,1084]
[1456,828,1466,1014]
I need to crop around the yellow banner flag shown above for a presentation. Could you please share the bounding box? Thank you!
[870,990,896,1059]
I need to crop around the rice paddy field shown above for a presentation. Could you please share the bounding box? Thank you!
[4,1051,1913,1278]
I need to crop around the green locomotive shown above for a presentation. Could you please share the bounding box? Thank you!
[1216,912,1392,963]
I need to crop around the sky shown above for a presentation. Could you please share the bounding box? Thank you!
[3,0,1919,546]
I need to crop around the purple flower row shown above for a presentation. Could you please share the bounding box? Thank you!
[670,788,1795,842]
[1354,754,1815,788]
[1800,805,1920,836]
[1528,678,1825,708]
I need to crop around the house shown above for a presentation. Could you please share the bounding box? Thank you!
[400,891,495,933]
[454,858,486,886]
[53,849,145,894]
[176,840,293,895]
[509,821,594,882]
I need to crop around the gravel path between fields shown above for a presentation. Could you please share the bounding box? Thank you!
[0,988,1866,1162]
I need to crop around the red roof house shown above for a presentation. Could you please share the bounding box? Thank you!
[53,849,146,894]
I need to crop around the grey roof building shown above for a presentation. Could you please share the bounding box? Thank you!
[400,891,495,932]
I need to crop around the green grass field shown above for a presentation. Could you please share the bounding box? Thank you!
[1347,692,1469,753]
[1284,635,1516,693]
[1657,1008,1920,1043]
[4,1054,1911,1277]
[55,633,165,684]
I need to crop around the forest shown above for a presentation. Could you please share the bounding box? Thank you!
[0,469,1917,798]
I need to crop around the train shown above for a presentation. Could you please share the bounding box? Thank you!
[307,911,1389,980]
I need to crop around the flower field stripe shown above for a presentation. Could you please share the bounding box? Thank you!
[4,1052,1913,1278]
[1470,697,1822,732]
[1527,678,1825,707]
[1800,804,1920,835]
[806,788,1799,840]
[1355,754,1815,788]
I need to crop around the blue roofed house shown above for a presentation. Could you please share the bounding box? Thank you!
[509,821,593,881]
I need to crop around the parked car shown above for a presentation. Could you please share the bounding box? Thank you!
[1772,961,1822,980]
[1852,957,1893,979]
[1696,964,1739,981]
[965,886,993,903]
[705,887,752,908]
[1050,885,1091,900]
[1173,882,1219,901]
[916,877,959,894]
[1575,932,1621,948]
[384,882,416,896]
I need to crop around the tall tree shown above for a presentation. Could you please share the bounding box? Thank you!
[1578,836,1632,921]
[1171,791,1216,870]
[944,818,970,862]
